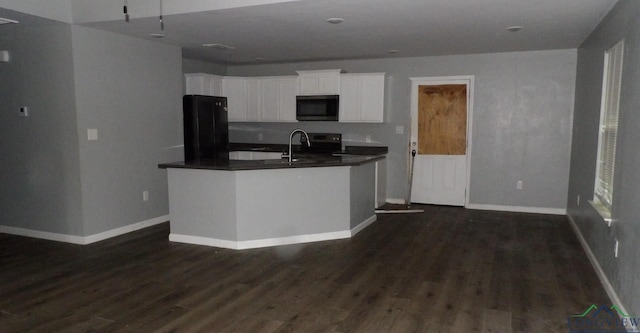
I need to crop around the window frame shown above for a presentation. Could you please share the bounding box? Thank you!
[593,40,624,215]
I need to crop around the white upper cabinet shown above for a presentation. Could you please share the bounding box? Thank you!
[339,73,385,123]
[261,77,297,122]
[185,73,223,96]
[187,71,384,123]
[245,78,262,122]
[221,76,297,122]
[296,69,341,95]
[222,76,248,122]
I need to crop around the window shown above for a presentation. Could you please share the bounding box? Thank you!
[594,40,624,212]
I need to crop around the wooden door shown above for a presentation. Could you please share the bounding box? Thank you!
[410,78,471,206]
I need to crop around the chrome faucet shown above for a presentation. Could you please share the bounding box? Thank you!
[285,129,311,163]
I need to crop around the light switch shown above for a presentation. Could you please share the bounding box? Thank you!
[87,129,98,141]
[395,126,404,134]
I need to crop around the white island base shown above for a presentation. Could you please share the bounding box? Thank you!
[166,163,377,250]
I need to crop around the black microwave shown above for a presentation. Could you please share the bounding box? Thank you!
[296,95,339,121]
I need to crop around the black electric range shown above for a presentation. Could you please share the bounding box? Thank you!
[300,133,342,155]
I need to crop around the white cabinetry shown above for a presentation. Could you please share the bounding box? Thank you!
[184,73,223,96]
[260,76,297,122]
[339,73,385,123]
[296,69,341,95]
[245,78,261,121]
[222,76,297,122]
[222,77,248,122]
[187,70,384,123]
[375,159,387,208]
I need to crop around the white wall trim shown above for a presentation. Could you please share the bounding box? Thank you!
[567,214,631,325]
[170,230,352,250]
[0,215,169,245]
[466,203,566,215]
[386,198,406,205]
[83,215,169,244]
[0,225,87,244]
[169,234,240,249]
[351,215,377,236]
[169,215,377,250]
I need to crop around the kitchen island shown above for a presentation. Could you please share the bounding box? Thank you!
[159,154,384,250]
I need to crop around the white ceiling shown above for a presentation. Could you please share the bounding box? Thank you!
[3,0,619,65]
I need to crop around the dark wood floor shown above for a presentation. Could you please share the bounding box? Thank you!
[0,205,613,332]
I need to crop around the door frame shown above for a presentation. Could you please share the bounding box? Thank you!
[409,75,475,206]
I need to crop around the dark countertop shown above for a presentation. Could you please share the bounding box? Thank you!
[228,142,388,156]
[158,154,385,171]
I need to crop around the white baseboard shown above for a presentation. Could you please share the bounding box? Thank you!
[0,226,87,244]
[83,215,169,244]
[386,198,406,205]
[466,203,566,215]
[170,215,377,250]
[351,215,377,236]
[567,214,631,328]
[170,230,352,250]
[0,215,169,245]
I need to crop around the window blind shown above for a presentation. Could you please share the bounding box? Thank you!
[595,40,624,210]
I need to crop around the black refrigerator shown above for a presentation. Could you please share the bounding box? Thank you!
[183,95,229,162]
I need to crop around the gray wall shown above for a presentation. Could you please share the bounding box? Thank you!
[0,19,183,237]
[567,0,640,315]
[224,49,576,209]
[71,26,183,236]
[0,20,84,235]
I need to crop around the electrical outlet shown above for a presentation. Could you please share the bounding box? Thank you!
[614,239,619,258]
[143,190,149,202]
[258,133,264,141]
[516,181,523,190]
[395,126,404,134]
[365,135,371,143]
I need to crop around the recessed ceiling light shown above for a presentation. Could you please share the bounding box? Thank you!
[506,26,523,32]
[149,33,165,38]
[202,43,236,50]
[326,18,344,24]
[0,17,19,25]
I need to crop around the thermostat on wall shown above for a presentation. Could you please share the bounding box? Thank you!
[19,106,28,117]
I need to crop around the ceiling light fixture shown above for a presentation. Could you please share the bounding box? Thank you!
[326,18,344,24]
[0,17,19,25]
[388,49,399,54]
[150,33,165,38]
[203,43,236,50]
[506,26,523,32]
[255,57,265,61]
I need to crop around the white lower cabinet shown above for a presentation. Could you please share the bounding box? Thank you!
[339,73,385,123]
[375,159,387,208]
